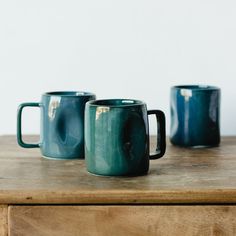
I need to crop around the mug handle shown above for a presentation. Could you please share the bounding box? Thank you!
[17,102,40,148]
[147,110,166,159]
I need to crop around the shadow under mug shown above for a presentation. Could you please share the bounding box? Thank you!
[85,99,166,176]
[17,91,96,159]
[170,85,220,147]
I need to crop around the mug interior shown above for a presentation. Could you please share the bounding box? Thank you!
[44,91,94,97]
[172,85,219,91]
[88,99,144,107]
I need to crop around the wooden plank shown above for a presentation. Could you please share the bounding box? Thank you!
[0,205,8,236]
[9,205,236,236]
[0,136,235,204]
[0,189,236,204]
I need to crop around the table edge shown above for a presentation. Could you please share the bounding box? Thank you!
[0,189,235,204]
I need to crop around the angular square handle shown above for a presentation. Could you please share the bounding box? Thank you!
[17,102,40,148]
[148,110,166,159]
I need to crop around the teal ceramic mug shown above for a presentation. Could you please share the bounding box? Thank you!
[85,99,166,176]
[17,91,96,159]
[170,85,220,147]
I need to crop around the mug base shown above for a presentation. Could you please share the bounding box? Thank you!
[170,143,220,149]
[87,170,148,178]
[42,154,83,160]
[188,144,219,149]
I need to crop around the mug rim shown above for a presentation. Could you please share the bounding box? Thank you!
[171,85,220,91]
[43,91,95,97]
[87,99,145,107]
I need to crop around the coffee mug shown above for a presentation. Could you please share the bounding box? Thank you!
[85,99,166,176]
[170,85,220,147]
[17,91,96,159]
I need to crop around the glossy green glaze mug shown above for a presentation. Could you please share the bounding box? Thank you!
[17,91,96,159]
[170,85,220,147]
[85,99,166,176]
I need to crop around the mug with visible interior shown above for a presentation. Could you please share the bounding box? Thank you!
[17,91,96,159]
[85,99,166,176]
[170,85,220,147]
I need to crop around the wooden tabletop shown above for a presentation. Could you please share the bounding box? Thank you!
[0,135,235,204]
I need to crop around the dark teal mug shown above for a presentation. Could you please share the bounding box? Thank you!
[85,99,166,176]
[17,91,96,159]
[170,85,220,147]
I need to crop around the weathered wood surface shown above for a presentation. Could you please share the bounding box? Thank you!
[9,205,236,236]
[0,136,235,204]
[0,206,8,236]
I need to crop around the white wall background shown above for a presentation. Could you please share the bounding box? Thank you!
[0,0,236,135]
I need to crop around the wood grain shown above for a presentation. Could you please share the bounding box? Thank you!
[9,205,236,236]
[0,205,8,236]
[0,135,235,204]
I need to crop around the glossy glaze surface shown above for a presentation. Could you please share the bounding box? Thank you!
[170,85,220,147]
[17,91,96,159]
[85,99,166,176]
